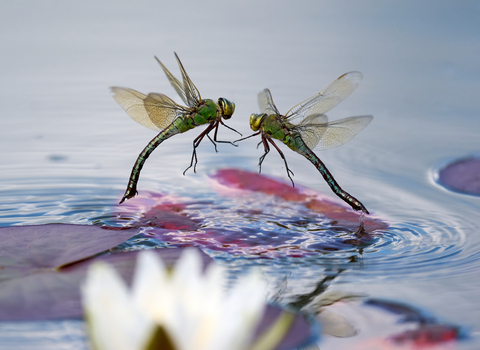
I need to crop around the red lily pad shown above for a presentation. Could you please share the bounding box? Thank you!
[210,168,387,231]
[114,193,201,231]
[437,156,480,196]
[389,324,460,346]
[120,169,387,258]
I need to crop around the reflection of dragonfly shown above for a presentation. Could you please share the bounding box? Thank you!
[111,53,238,204]
[237,72,372,213]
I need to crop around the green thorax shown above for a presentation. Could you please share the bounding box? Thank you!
[173,99,219,133]
[262,114,304,151]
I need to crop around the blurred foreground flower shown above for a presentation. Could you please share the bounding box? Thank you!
[81,249,272,350]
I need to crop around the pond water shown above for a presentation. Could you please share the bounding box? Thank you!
[1,1,480,349]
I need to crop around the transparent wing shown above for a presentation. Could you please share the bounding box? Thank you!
[285,71,363,122]
[257,88,280,115]
[295,113,329,149]
[155,56,189,106]
[154,53,202,108]
[296,115,373,151]
[175,53,202,107]
[143,93,187,129]
[110,87,186,131]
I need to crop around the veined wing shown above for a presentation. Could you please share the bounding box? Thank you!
[155,56,189,106]
[111,87,187,131]
[175,53,202,107]
[285,71,363,122]
[154,53,202,108]
[257,89,280,115]
[296,115,373,151]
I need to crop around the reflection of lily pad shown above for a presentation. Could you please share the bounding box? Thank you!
[0,224,140,321]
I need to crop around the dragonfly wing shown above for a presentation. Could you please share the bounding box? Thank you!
[111,87,161,131]
[110,87,185,131]
[257,89,280,115]
[155,56,189,106]
[285,71,363,122]
[144,93,187,130]
[297,115,373,151]
[296,114,329,149]
[175,53,202,107]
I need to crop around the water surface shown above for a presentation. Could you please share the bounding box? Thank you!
[1,1,479,348]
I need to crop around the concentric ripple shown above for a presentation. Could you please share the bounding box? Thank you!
[1,171,479,284]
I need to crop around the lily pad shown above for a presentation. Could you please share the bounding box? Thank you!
[0,224,214,321]
[118,169,387,257]
[211,168,387,231]
[317,297,462,349]
[437,156,480,196]
[0,224,317,348]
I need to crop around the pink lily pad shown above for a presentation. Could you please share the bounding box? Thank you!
[114,193,201,231]
[120,169,387,258]
[211,168,387,231]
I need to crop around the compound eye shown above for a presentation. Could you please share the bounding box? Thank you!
[218,98,235,119]
[249,114,264,131]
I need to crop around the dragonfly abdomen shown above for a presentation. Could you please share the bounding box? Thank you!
[294,137,369,214]
[120,124,181,204]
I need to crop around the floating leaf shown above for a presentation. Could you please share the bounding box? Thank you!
[112,169,389,257]
[211,168,387,232]
[0,223,316,350]
[317,297,463,349]
[0,224,212,321]
[437,156,480,196]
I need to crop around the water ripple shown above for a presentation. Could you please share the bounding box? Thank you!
[1,174,479,284]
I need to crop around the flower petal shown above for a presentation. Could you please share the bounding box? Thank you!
[82,261,154,350]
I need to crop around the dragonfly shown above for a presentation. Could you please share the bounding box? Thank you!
[111,53,238,204]
[237,72,372,214]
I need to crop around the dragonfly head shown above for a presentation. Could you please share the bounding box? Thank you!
[249,113,266,131]
[218,98,235,120]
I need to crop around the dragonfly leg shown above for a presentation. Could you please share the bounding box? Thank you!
[267,138,295,186]
[206,133,219,153]
[219,120,242,137]
[211,121,238,147]
[183,122,216,175]
[233,131,260,144]
[258,135,270,174]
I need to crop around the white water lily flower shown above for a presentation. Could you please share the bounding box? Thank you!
[82,249,267,350]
